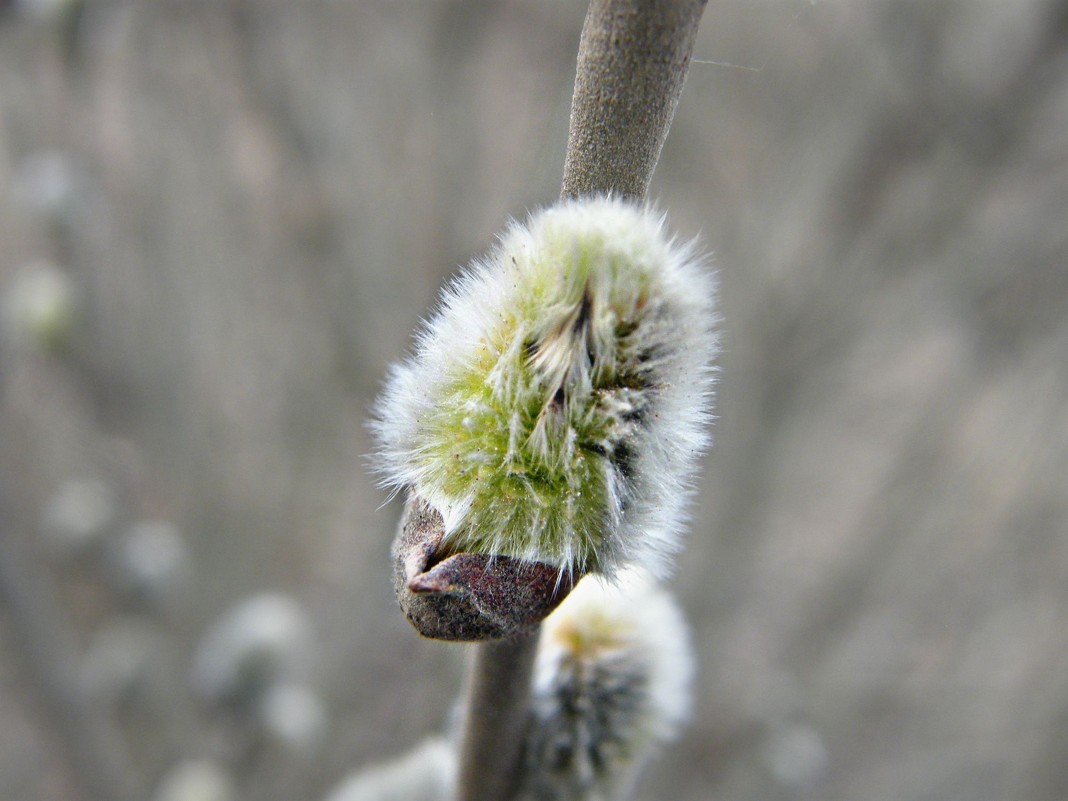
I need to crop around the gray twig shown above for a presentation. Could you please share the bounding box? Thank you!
[454,3,705,801]
[455,633,540,801]
[562,0,707,202]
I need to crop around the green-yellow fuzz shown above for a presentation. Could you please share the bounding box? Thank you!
[375,197,716,577]
[427,247,645,570]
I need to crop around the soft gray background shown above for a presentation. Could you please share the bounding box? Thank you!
[1,1,1067,800]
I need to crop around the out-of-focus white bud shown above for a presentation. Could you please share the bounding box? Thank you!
[321,738,455,801]
[39,478,116,557]
[13,151,83,218]
[153,759,236,801]
[190,593,314,708]
[521,568,694,801]
[763,720,830,792]
[258,682,328,757]
[3,261,78,352]
[109,520,192,612]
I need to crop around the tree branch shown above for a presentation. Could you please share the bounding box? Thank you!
[455,633,540,801]
[561,0,707,202]
[454,4,706,801]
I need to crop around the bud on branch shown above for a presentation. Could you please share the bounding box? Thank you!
[375,198,716,641]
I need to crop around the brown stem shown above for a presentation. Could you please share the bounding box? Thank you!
[561,0,708,202]
[455,633,540,801]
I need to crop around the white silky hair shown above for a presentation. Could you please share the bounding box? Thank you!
[521,568,695,801]
[373,197,718,578]
[320,738,455,801]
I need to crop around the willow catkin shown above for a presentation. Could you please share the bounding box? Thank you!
[374,197,717,578]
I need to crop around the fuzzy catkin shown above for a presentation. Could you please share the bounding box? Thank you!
[521,569,694,801]
[373,197,717,578]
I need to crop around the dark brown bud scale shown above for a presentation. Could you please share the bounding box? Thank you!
[393,495,575,641]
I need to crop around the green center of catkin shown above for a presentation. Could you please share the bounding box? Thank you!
[418,236,656,571]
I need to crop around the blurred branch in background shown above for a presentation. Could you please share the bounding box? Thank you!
[0,504,138,801]
[1,2,1067,801]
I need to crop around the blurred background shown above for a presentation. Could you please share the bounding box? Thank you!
[1,1,1067,800]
